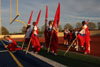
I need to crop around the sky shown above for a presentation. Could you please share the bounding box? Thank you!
[1,0,100,33]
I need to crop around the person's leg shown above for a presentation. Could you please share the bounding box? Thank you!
[64,35,68,45]
[66,39,68,45]
[54,44,58,55]
[75,40,79,51]
[84,39,90,54]
[64,39,66,45]
[36,46,41,53]
[31,37,36,53]
[77,34,85,47]
[50,45,54,53]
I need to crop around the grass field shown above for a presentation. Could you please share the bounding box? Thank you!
[39,48,100,67]
[17,42,100,67]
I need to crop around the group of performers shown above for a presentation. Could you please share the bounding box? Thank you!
[23,19,59,55]
[0,2,90,55]
[2,20,90,55]
[64,20,90,54]
[2,21,41,54]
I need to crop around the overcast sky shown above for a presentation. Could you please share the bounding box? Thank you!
[1,0,100,33]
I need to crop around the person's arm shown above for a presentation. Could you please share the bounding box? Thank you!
[53,27,59,33]
[64,30,68,34]
[86,19,89,24]
[53,27,56,32]
[4,45,8,48]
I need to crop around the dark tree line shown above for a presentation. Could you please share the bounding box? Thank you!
[1,21,99,35]
[1,26,9,35]
[21,22,100,33]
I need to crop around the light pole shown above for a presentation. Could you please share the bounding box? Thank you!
[0,0,2,35]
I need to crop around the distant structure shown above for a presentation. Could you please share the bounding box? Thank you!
[10,0,27,27]
[0,0,2,35]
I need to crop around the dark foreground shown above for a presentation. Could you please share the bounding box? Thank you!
[0,41,53,67]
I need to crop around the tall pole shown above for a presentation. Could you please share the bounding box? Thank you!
[0,0,2,35]
[10,0,12,22]
[17,0,18,15]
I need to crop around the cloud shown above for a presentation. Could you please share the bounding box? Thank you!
[68,15,100,20]
[1,0,100,33]
[62,0,100,17]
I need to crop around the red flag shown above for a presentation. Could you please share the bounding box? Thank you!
[35,10,41,26]
[45,5,48,24]
[53,3,60,27]
[57,3,60,28]
[28,10,33,24]
[53,6,58,27]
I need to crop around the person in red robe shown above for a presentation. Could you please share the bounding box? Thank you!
[69,30,73,43]
[31,22,41,53]
[64,29,69,45]
[83,21,90,54]
[4,36,21,51]
[47,20,59,55]
[77,21,90,54]
[51,26,59,56]
[46,20,53,49]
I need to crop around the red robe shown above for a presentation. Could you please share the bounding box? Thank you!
[25,38,30,44]
[50,30,58,53]
[69,32,72,39]
[64,32,67,39]
[77,34,85,47]
[8,38,21,51]
[77,24,90,53]
[31,26,41,52]
[85,26,90,53]
[45,27,52,48]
